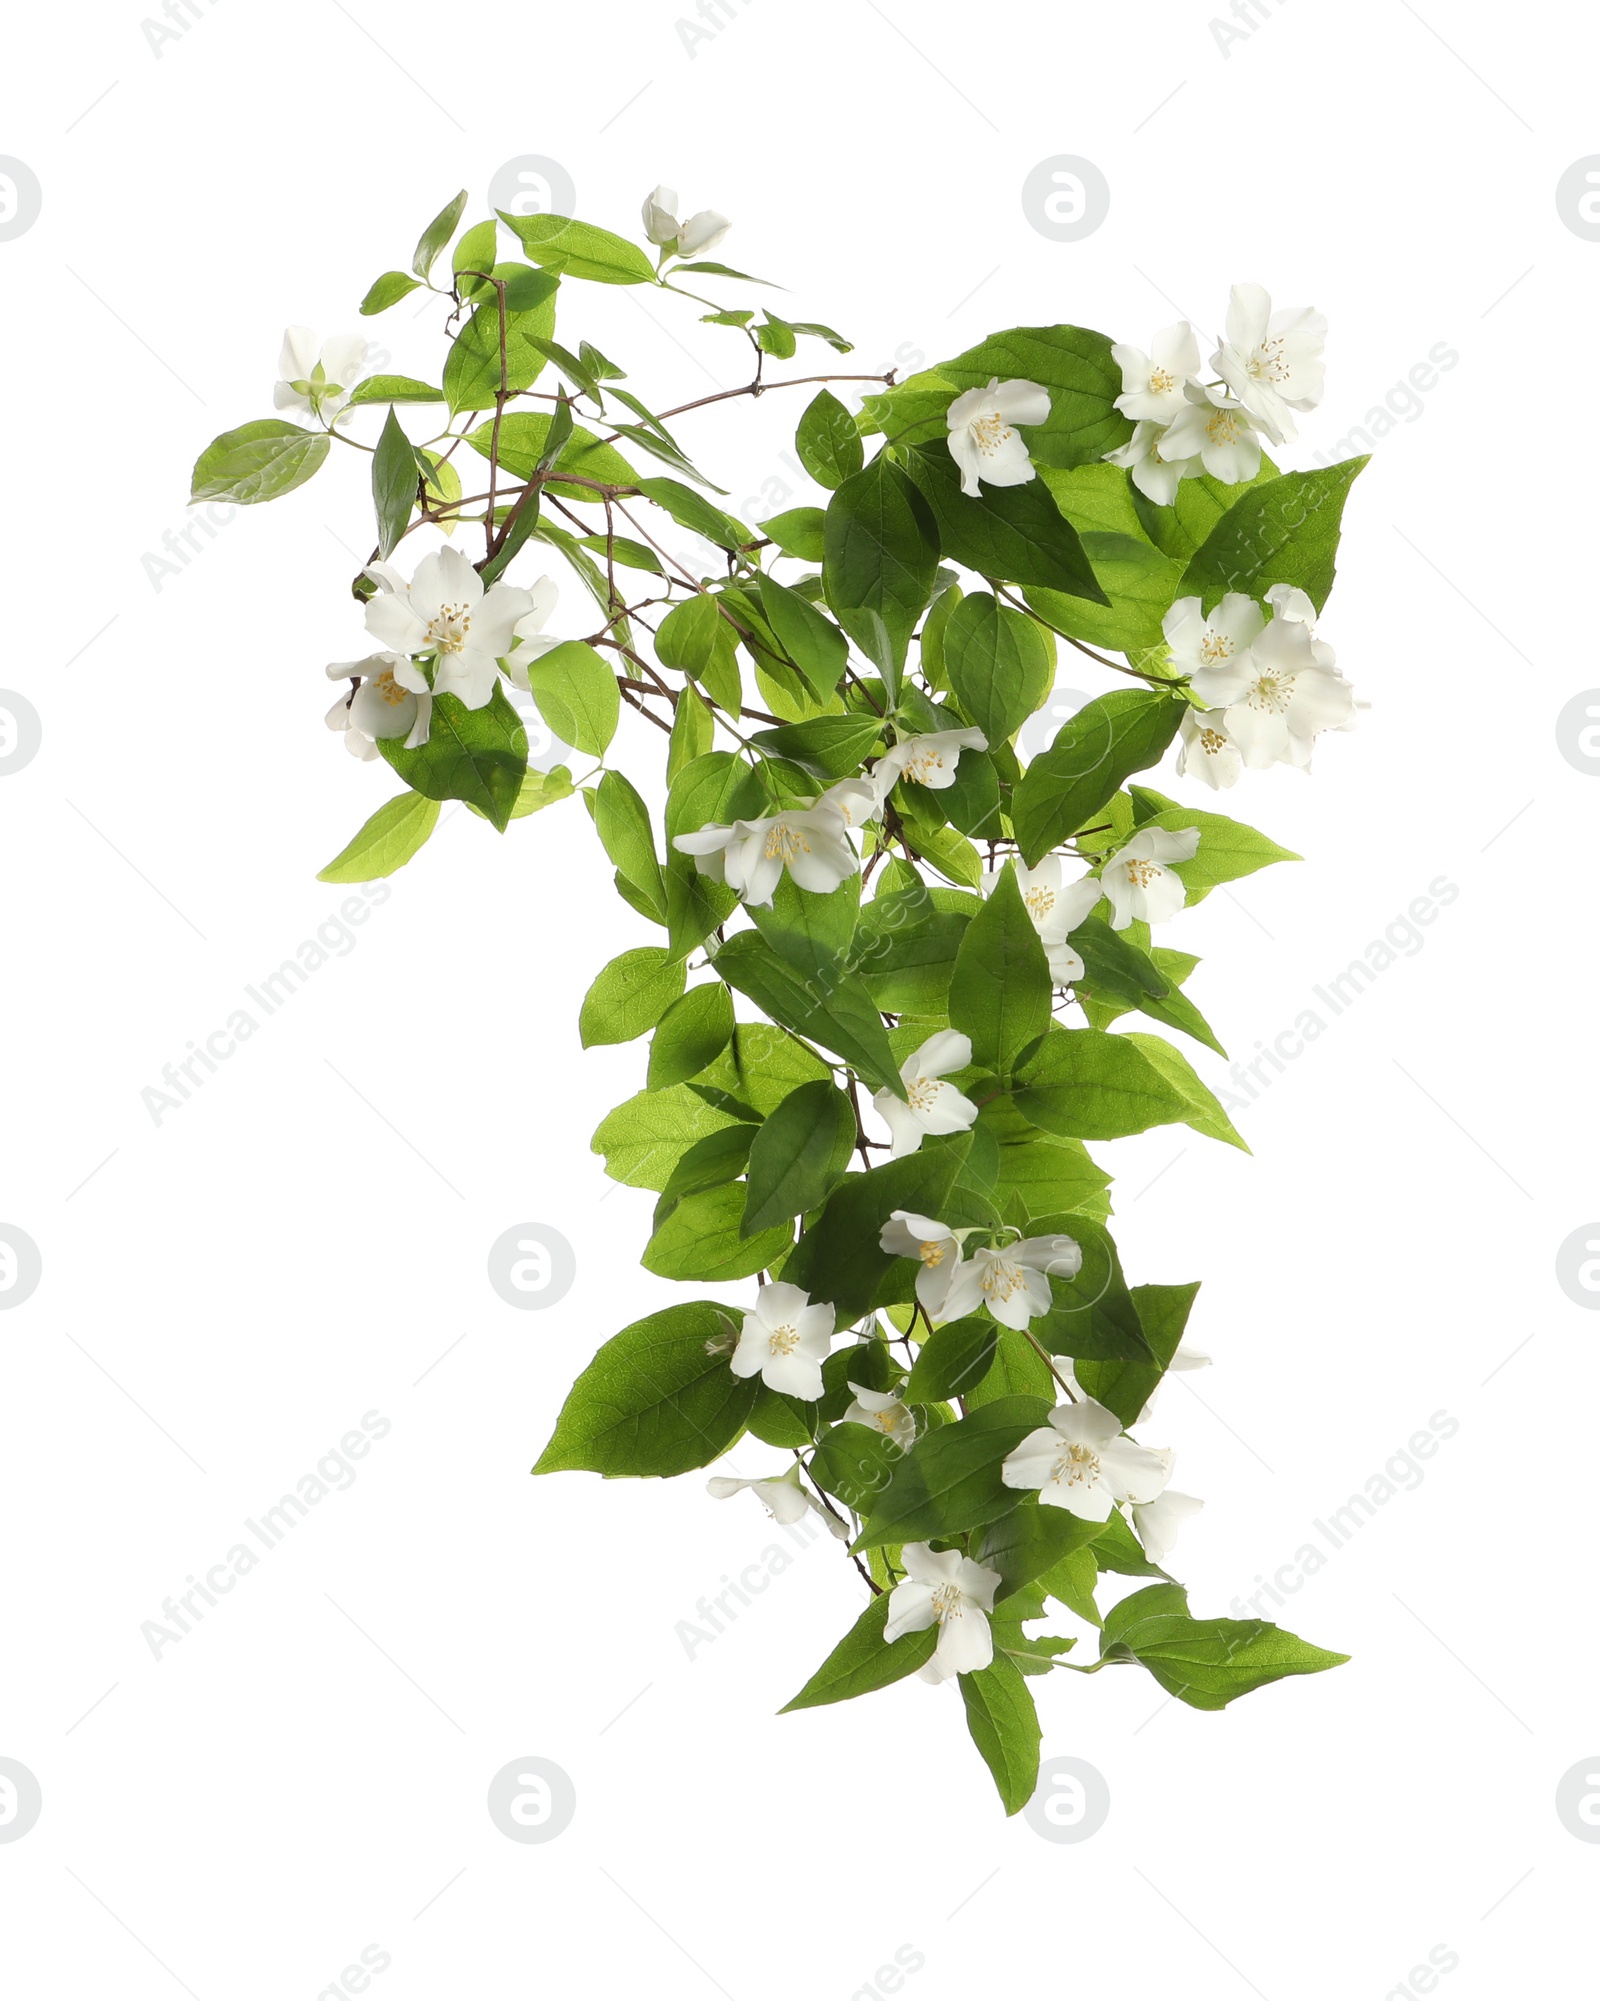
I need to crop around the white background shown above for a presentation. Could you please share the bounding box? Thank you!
[2,0,1597,1994]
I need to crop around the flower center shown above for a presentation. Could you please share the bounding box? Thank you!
[1023,884,1055,919]
[1206,409,1244,444]
[767,1323,799,1356]
[1199,631,1233,663]
[904,749,946,783]
[1125,858,1162,889]
[764,821,812,862]
[1249,336,1289,384]
[1198,726,1228,753]
[873,1408,900,1436]
[971,412,1013,457]
[426,602,474,655]
[374,669,409,707]
[905,1076,943,1113]
[919,1240,947,1267]
[978,1254,1024,1303]
[1247,673,1293,713]
[1148,366,1177,394]
[1051,1442,1100,1487]
[930,1582,964,1622]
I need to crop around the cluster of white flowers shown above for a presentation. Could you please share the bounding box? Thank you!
[1104,283,1326,501]
[1170,585,1360,789]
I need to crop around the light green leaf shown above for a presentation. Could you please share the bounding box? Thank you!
[442,271,560,413]
[347,374,446,407]
[190,421,329,505]
[412,188,467,279]
[498,211,658,284]
[943,592,1055,747]
[796,388,864,489]
[580,946,686,1047]
[378,687,527,833]
[371,407,416,560]
[1138,805,1299,903]
[757,574,850,703]
[316,792,440,883]
[648,984,735,1089]
[823,456,941,697]
[762,506,827,561]
[643,1184,793,1282]
[360,271,422,315]
[466,411,637,492]
[522,640,620,755]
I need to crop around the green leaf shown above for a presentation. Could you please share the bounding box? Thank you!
[796,388,864,489]
[668,682,714,781]
[713,931,902,1097]
[785,1141,972,1319]
[360,271,423,315]
[854,1396,1051,1549]
[465,412,636,497]
[991,1133,1112,1224]
[347,374,445,407]
[643,1183,793,1282]
[1028,1212,1152,1364]
[316,792,439,883]
[1177,458,1369,613]
[1100,1583,1348,1710]
[966,1327,1056,1407]
[634,476,750,553]
[580,946,686,1048]
[810,1422,903,1515]
[948,863,1054,1080]
[412,188,467,278]
[742,1079,857,1236]
[533,1301,756,1477]
[747,870,860,989]
[1138,805,1299,904]
[522,640,620,755]
[755,313,798,360]
[823,456,940,697]
[943,592,1055,747]
[751,715,881,779]
[762,506,827,561]
[1013,1026,1242,1147]
[934,325,1132,467]
[903,445,1108,603]
[442,273,560,413]
[648,984,736,1089]
[1076,1281,1200,1428]
[499,211,658,285]
[780,1592,936,1712]
[977,1501,1101,1599]
[450,217,498,293]
[371,407,417,561]
[190,421,329,506]
[655,1124,755,1212]
[1025,531,1185,654]
[378,687,527,833]
[594,770,665,921]
[594,1080,738,1191]
[757,574,850,703]
[1012,689,1186,867]
[655,595,743,712]
[1123,1031,1247,1150]
[905,1317,997,1401]
[960,1653,1041,1815]
[1092,1506,1169,1578]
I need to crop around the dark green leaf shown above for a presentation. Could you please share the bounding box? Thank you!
[1077,1281,1200,1427]
[1100,1582,1349,1710]
[905,1317,997,1401]
[796,388,864,489]
[780,1592,937,1712]
[854,1397,1051,1549]
[643,1184,793,1282]
[712,931,902,1097]
[903,445,1107,603]
[810,1421,903,1514]
[785,1140,972,1318]
[947,863,1053,1080]
[960,1653,1041,1815]
[1178,458,1368,612]
[742,1079,857,1236]
[371,407,417,560]
[823,456,941,698]
[1011,690,1186,867]
[378,687,527,833]
[649,984,737,1089]
[943,592,1055,747]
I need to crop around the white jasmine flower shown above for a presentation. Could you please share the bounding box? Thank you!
[841,1383,917,1452]
[1159,382,1263,485]
[274,327,370,423]
[674,802,860,908]
[1189,601,1356,771]
[939,1233,1082,1331]
[875,726,988,792]
[1101,826,1200,929]
[945,377,1051,498]
[504,575,563,687]
[817,774,885,829]
[982,855,1103,986]
[364,546,538,711]
[1177,707,1244,790]
[885,1542,1002,1677]
[706,1465,850,1540]
[1212,283,1326,446]
[1163,592,1265,679]
[323,650,430,756]
[1001,1396,1171,1521]
[871,1031,979,1159]
[1104,420,1200,507]
[729,1282,837,1400]
[1112,322,1201,424]
[878,1210,964,1318]
[641,184,731,257]
[1131,1454,1203,1561]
